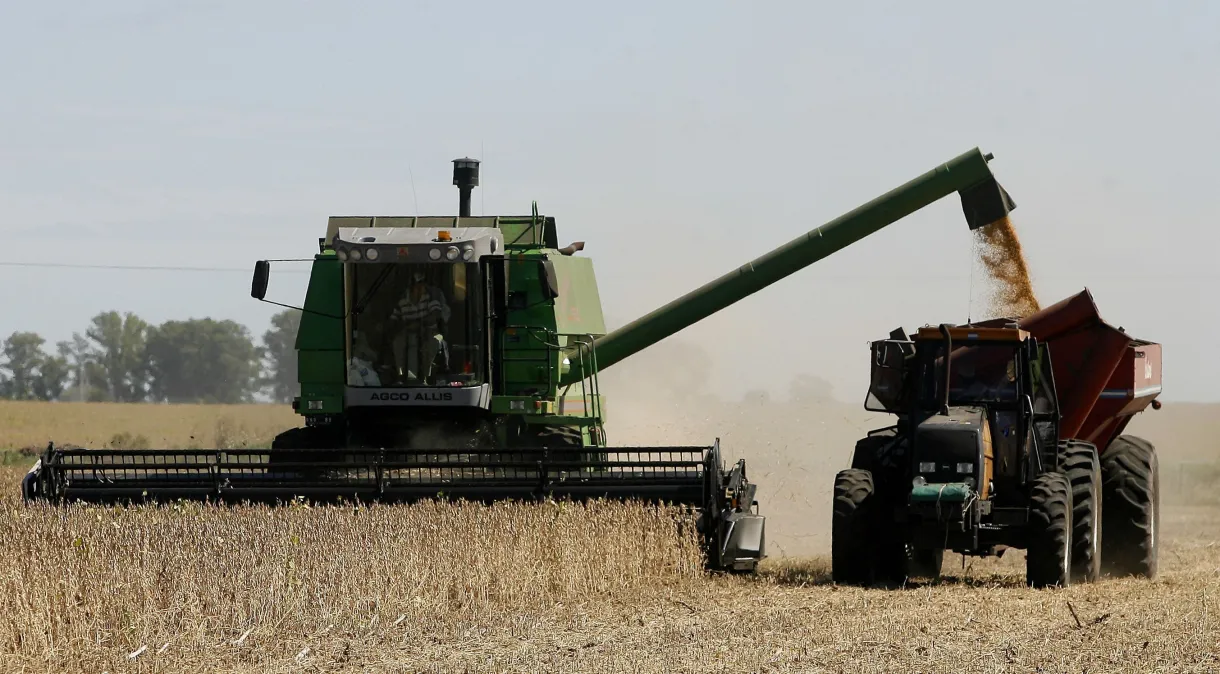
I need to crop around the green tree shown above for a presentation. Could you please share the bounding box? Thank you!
[1,332,46,400]
[261,309,301,403]
[0,332,71,401]
[55,333,98,401]
[32,353,69,401]
[144,318,262,403]
[86,311,149,402]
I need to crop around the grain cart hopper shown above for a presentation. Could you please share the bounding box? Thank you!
[23,148,1019,572]
[837,289,1161,587]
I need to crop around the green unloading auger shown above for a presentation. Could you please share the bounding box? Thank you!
[560,147,1014,385]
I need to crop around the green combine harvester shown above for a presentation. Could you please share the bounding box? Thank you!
[22,148,1018,572]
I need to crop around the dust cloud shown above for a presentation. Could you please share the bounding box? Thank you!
[597,335,1220,557]
[598,337,887,558]
[974,215,1040,318]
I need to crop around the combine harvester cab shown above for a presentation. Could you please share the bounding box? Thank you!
[841,288,1161,587]
[24,148,1021,574]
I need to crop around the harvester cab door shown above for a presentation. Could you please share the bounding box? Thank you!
[865,339,911,413]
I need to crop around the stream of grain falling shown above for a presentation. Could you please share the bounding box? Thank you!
[974,215,1040,318]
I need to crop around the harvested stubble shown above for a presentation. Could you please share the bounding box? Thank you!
[4,394,1220,671]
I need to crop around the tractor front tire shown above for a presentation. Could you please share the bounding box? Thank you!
[1100,435,1159,578]
[1026,471,1073,588]
[832,469,878,585]
[1061,440,1102,583]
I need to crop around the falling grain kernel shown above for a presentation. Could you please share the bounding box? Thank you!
[974,215,1040,318]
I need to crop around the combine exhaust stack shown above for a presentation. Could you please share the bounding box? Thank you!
[452,157,480,218]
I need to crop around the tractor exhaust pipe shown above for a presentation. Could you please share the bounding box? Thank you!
[939,323,953,415]
[452,158,480,218]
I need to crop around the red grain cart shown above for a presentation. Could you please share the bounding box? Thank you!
[977,288,1162,578]
[980,288,1162,449]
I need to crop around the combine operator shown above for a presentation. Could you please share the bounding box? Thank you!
[389,269,451,385]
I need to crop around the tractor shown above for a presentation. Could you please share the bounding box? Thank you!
[836,291,1161,587]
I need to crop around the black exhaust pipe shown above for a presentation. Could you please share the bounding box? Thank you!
[452,157,480,217]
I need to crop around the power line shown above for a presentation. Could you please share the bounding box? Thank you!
[0,261,308,273]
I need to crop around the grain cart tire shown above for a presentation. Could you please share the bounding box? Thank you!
[1026,471,1073,588]
[1100,435,1159,578]
[832,469,878,585]
[1060,440,1102,583]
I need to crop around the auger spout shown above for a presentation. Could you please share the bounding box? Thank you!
[561,146,1015,386]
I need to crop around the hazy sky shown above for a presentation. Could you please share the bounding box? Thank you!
[1,1,1217,402]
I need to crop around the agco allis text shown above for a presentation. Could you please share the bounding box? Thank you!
[369,391,454,402]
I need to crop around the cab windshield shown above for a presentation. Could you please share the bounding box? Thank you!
[346,262,484,387]
[919,342,1020,408]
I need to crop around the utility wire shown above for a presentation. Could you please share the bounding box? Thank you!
[0,261,308,273]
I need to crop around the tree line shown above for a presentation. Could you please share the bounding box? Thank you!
[0,309,302,405]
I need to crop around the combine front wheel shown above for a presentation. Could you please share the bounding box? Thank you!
[1100,435,1159,578]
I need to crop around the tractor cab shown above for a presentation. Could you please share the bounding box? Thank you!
[866,325,1061,508]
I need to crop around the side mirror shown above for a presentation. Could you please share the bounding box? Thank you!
[539,260,560,300]
[251,260,270,300]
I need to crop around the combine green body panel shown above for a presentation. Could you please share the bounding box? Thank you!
[296,255,345,415]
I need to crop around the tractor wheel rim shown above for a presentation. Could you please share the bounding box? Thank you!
[1150,499,1156,552]
[1098,512,1107,571]
[1063,515,1071,581]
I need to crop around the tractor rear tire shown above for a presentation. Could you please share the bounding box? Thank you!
[1100,435,1159,578]
[832,469,878,585]
[1026,471,1073,588]
[1060,440,1102,583]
